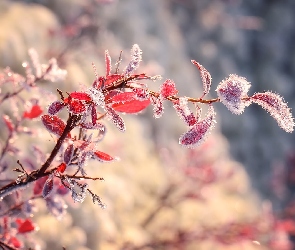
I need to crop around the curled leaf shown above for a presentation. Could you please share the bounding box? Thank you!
[179,105,216,148]
[191,60,212,96]
[173,97,198,126]
[251,91,294,132]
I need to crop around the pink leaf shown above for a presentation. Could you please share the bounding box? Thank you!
[105,50,112,76]
[179,105,216,148]
[17,219,35,234]
[48,101,65,115]
[111,92,151,114]
[160,79,178,98]
[23,104,43,119]
[251,92,294,132]
[41,115,66,136]
[191,60,212,96]
[173,97,198,126]
[93,151,118,162]
[42,175,54,198]
[81,122,105,131]
[105,106,126,132]
[69,92,92,101]
[3,115,14,133]
[216,74,251,114]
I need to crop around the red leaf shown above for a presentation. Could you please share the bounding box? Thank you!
[23,104,43,119]
[105,74,124,87]
[173,97,198,126]
[111,92,150,114]
[160,79,178,98]
[105,106,126,132]
[33,176,49,195]
[91,104,97,125]
[57,162,67,173]
[18,219,35,234]
[93,151,117,162]
[48,101,65,115]
[69,92,92,101]
[191,60,212,96]
[3,115,14,133]
[69,99,86,114]
[41,115,66,136]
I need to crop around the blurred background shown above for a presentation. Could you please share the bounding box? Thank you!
[1,0,295,249]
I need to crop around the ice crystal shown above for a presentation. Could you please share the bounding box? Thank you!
[216,74,251,115]
[87,87,105,108]
[125,44,142,75]
[179,105,216,148]
[251,92,294,132]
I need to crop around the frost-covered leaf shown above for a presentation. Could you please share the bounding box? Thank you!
[251,92,294,132]
[17,219,35,234]
[69,92,92,101]
[68,99,86,114]
[91,104,97,125]
[23,104,43,119]
[48,101,65,115]
[46,196,67,220]
[173,97,198,126]
[191,60,212,96]
[160,79,178,98]
[64,144,74,164]
[3,115,14,133]
[152,97,164,118]
[216,74,251,115]
[42,175,54,198]
[105,106,126,132]
[132,87,149,100]
[93,151,118,162]
[81,121,105,131]
[105,50,112,76]
[71,183,88,203]
[41,115,66,136]
[125,44,142,75]
[179,105,216,148]
[111,92,151,114]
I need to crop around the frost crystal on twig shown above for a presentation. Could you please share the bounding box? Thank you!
[251,92,294,132]
[216,74,251,115]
